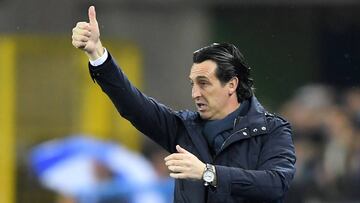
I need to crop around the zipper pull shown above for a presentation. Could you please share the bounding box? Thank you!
[233,118,237,128]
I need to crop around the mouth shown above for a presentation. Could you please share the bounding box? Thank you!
[196,102,207,111]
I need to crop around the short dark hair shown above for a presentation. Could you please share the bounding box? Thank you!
[193,43,254,102]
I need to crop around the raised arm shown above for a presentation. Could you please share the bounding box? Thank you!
[71,6,180,152]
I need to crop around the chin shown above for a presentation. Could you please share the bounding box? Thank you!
[198,112,210,120]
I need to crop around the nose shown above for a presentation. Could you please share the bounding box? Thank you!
[192,85,201,99]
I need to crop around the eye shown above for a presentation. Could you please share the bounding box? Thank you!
[199,81,208,86]
[189,81,194,87]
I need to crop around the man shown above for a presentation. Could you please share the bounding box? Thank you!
[72,6,296,203]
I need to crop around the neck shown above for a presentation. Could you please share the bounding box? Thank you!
[218,96,241,120]
[227,100,241,115]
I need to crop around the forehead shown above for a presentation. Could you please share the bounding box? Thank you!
[189,60,217,80]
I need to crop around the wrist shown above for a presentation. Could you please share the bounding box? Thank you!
[87,41,104,61]
[200,163,206,179]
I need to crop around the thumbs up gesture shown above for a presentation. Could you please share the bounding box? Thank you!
[72,6,104,60]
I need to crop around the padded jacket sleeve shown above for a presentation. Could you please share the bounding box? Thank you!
[88,52,179,152]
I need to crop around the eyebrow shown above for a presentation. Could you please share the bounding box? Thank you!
[189,75,209,81]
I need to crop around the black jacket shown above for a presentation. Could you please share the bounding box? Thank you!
[89,53,296,203]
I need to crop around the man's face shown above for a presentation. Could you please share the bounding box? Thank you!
[189,60,236,120]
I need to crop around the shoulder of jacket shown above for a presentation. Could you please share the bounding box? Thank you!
[176,110,198,121]
[265,112,290,127]
[258,112,293,143]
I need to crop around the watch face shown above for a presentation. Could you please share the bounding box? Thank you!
[203,170,215,182]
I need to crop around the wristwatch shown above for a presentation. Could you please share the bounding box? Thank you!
[202,163,216,187]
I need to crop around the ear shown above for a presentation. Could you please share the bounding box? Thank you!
[228,77,239,96]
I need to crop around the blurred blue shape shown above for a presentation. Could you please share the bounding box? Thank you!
[29,134,168,203]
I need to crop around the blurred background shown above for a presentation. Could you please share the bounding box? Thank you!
[0,0,360,202]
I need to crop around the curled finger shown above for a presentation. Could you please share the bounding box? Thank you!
[169,172,187,179]
[73,28,91,37]
[72,40,86,49]
[76,22,90,29]
[168,165,186,173]
[72,34,89,42]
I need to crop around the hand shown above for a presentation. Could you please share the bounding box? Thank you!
[164,145,206,180]
[72,6,104,60]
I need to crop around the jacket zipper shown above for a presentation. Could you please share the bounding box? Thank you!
[219,116,244,152]
[214,127,247,159]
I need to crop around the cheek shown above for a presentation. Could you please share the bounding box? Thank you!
[209,90,229,106]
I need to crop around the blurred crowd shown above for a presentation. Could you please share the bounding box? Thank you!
[282,84,360,202]
[29,136,174,203]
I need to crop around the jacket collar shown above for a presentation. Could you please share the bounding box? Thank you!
[234,96,268,135]
[215,96,269,154]
[178,96,269,161]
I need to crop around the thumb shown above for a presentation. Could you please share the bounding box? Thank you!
[176,145,190,154]
[88,5,97,25]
